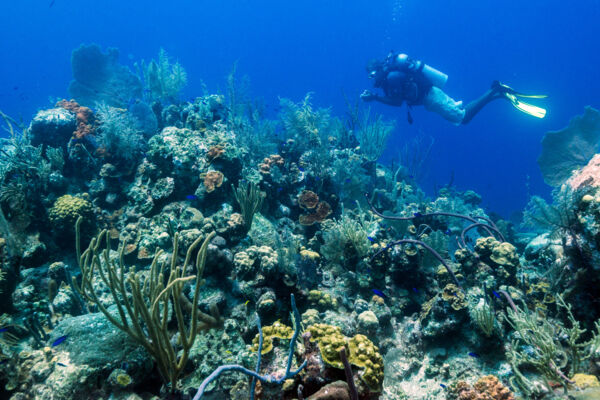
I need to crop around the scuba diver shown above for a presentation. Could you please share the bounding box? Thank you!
[361,52,546,125]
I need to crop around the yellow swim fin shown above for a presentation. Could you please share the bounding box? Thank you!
[505,92,547,118]
[493,81,547,118]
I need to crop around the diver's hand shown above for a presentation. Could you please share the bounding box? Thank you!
[360,90,376,102]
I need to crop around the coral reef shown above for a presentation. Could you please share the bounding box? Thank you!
[3,46,600,400]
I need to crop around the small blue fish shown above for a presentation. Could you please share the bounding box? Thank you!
[366,267,372,274]
[492,290,501,299]
[468,352,480,358]
[56,362,67,367]
[440,383,447,389]
[412,287,418,293]
[413,212,423,218]
[367,236,376,242]
[444,229,451,235]
[277,187,283,192]
[186,194,198,201]
[344,178,351,183]
[0,328,8,333]
[51,335,68,347]
[298,166,305,172]
[372,289,387,299]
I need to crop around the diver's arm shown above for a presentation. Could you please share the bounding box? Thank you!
[361,90,403,106]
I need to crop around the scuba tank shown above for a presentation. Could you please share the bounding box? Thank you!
[393,53,448,89]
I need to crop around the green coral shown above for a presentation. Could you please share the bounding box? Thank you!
[73,218,220,390]
[469,297,498,337]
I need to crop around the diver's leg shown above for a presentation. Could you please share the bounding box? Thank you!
[461,89,500,124]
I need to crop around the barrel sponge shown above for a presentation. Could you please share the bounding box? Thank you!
[49,195,93,231]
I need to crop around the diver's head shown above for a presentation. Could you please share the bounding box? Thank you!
[366,59,385,87]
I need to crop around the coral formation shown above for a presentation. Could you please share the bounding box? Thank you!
[48,194,93,233]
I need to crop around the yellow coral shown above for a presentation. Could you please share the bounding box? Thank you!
[251,321,294,355]
[490,242,519,267]
[572,373,600,389]
[48,194,93,229]
[300,247,320,260]
[307,290,338,309]
[116,373,132,387]
[441,283,468,311]
[348,334,384,392]
[307,324,347,369]
[306,324,383,392]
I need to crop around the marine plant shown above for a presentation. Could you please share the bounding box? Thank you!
[468,295,498,337]
[0,110,54,229]
[280,93,332,153]
[354,107,394,162]
[320,210,376,265]
[397,132,434,183]
[72,217,220,391]
[95,103,145,166]
[136,48,188,103]
[505,295,590,396]
[233,181,266,230]
[522,186,579,235]
[192,294,307,400]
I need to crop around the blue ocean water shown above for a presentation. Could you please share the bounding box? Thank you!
[1,0,599,216]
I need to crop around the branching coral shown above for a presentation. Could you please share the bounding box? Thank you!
[72,217,220,391]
